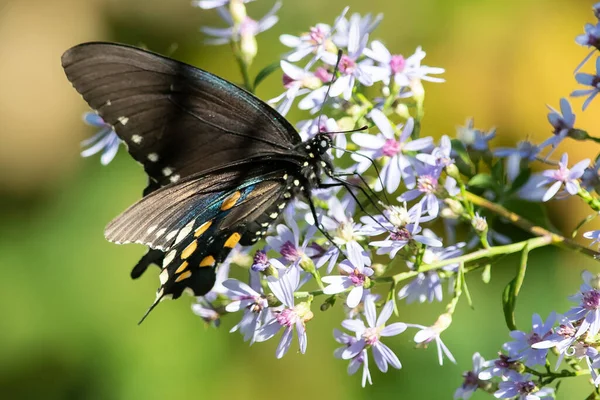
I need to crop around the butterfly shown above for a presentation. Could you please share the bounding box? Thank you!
[61,42,343,321]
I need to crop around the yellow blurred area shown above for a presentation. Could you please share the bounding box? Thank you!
[1,0,600,399]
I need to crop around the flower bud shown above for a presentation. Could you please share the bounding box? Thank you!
[471,213,488,233]
[445,163,461,181]
[240,32,257,66]
[394,103,410,119]
[410,79,425,104]
[444,198,464,216]
[370,263,387,277]
[590,273,600,290]
[229,0,247,25]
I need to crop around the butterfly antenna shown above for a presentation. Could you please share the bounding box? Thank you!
[138,293,164,325]
[313,49,344,132]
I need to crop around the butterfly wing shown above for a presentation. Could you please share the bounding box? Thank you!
[62,42,303,187]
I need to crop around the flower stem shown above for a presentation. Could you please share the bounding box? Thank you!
[464,190,600,259]
[231,41,254,93]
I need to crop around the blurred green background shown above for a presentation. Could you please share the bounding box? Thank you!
[1,0,600,398]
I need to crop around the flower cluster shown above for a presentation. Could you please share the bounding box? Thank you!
[77,1,600,397]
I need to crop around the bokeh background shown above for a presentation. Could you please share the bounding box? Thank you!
[1,0,600,398]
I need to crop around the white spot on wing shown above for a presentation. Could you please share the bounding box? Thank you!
[165,230,178,241]
[105,100,112,106]
[132,134,143,144]
[162,167,173,177]
[163,250,177,267]
[175,220,195,244]
[155,228,167,237]
[146,225,158,234]
[159,269,169,285]
[118,116,129,125]
[147,153,159,162]
[170,174,180,183]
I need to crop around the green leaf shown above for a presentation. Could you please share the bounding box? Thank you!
[502,278,518,331]
[451,139,474,172]
[253,61,281,90]
[468,173,497,190]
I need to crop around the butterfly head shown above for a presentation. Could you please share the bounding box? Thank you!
[311,133,333,156]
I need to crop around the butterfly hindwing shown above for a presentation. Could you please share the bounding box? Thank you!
[62,42,303,186]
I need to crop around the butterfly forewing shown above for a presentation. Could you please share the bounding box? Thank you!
[62,42,303,186]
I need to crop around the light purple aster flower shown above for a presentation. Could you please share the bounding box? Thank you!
[416,135,453,171]
[341,298,406,373]
[454,352,486,400]
[331,11,382,50]
[581,158,600,192]
[266,214,318,268]
[503,313,555,367]
[398,164,459,218]
[254,266,313,358]
[494,373,555,400]
[192,0,251,9]
[333,329,372,387]
[531,316,578,370]
[565,270,600,338]
[409,314,456,365]
[201,2,280,45]
[536,153,589,202]
[269,61,325,115]
[351,110,432,192]
[456,118,496,152]
[81,112,121,165]
[575,22,600,73]
[323,257,374,308]
[360,202,434,236]
[280,7,348,64]
[402,46,445,84]
[494,140,541,182]
[223,272,269,343]
[397,272,442,304]
[571,56,600,110]
[478,353,520,381]
[368,203,442,258]
[584,229,600,248]
[539,98,576,151]
[362,40,410,87]
[191,261,232,326]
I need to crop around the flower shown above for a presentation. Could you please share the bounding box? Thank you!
[254,266,313,358]
[584,229,600,248]
[331,11,382,49]
[494,373,555,400]
[223,272,269,343]
[351,110,432,192]
[575,22,600,72]
[494,140,541,181]
[416,135,453,171]
[333,329,372,387]
[192,0,251,9]
[191,261,232,326]
[456,118,496,152]
[478,353,520,380]
[201,2,280,45]
[540,98,576,151]
[571,56,600,110]
[269,61,323,115]
[80,112,121,165]
[409,313,456,365]
[397,272,442,304]
[454,352,486,400]
[322,257,374,308]
[536,153,589,201]
[565,270,600,338]
[531,316,578,370]
[581,158,600,191]
[340,298,406,373]
[266,214,317,270]
[503,313,555,367]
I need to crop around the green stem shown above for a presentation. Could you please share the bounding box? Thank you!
[464,191,600,258]
[231,41,253,93]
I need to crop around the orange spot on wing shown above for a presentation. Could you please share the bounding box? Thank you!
[175,261,189,274]
[194,221,213,237]
[199,255,215,267]
[224,232,241,248]
[175,270,192,282]
[221,191,241,211]
[181,241,197,259]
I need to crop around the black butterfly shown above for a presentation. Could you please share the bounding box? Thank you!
[61,42,341,321]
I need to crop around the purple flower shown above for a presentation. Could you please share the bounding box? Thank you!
[191,261,232,326]
[322,257,374,308]
[584,229,600,248]
[581,158,600,191]
[401,46,445,85]
[266,215,317,269]
[201,2,280,45]
[80,112,121,165]
[503,313,555,367]
[363,40,411,87]
[269,61,324,115]
[571,56,600,110]
[537,153,589,201]
[398,164,459,218]
[331,11,382,50]
[494,140,541,182]
[340,298,406,373]
[397,272,442,304]
[454,352,486,400]
[540,98,576,151]
[575,22,600,72]
[479,353,520,381]
[416,135,453,171]
[223,272,269,343]
[192,0,251,9]
[351,110,432,192]
[494,373,555,400]
[368,203,442,258]
[280,7,348,63]
[255,266,313,358]
[456,118,496,152]
[531,316,578,370]
[565,270,600,338]
[333,329,372,387]
[409,314,456,365]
